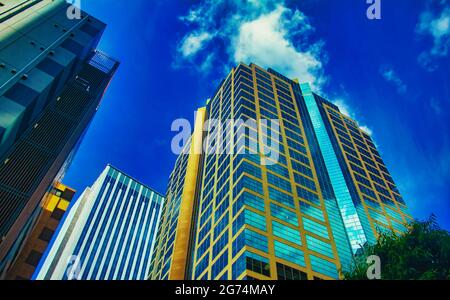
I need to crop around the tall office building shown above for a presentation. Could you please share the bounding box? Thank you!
[150,63,412,280]
[149,108,206,280]
[6,183,75,280]
[0,0,119,276]
[34,165,164,280]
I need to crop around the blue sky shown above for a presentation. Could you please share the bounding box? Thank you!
[63,0,450,230]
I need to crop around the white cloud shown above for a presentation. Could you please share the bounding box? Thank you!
[359,125,373,136]
[179,31,214,58]
[232,5,325,91]
[416,2,450,71]
[175,0,326,90]
[380,66,407,94]
[176,0,374,135]
[332,99,353,119]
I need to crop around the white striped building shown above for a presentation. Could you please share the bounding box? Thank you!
[33,165,164,280]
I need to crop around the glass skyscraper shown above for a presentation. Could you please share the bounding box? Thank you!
[34,165,164,280]
[150,63,412,280]
[150,108,206,280]
[0,0,118,277]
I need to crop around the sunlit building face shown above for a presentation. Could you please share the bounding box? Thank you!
[150,63,412,280]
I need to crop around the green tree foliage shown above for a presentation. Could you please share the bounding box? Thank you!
[344,215,450,280]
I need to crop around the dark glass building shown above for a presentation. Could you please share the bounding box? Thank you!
[0,0,119,277]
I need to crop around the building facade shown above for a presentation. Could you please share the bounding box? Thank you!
[150,63,412,280]
[5,183,75,280]
[34,165,164,280]
[0,0,118,276]
[149,108,206,280]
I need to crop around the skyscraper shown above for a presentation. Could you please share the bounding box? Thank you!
[5,183,75,280]
[0,0,119,277]
[150,63,412,280]
[34,165,164,280]
[149,108,206,280]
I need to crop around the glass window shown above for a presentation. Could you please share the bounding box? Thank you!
[196,235,210,260]
[233,191,265,214]
[268,187,294,207]
[232,252,246,279]
[270,203,298,226]
[195,253,209,279]
[234,175,264,196]
[302,217,329,239]
[246,252,270,277]
[38,227,54,242]
[299,202,324,222]
[214,214,229,239]
[272,220,301,245]
[306,235,334,258]
[276,262,307,280]
[274,240,305,267]
[213,231,229,257]
[296,185,320,205]
[309,255,338,279]
[25,250,42,267]
[267,173,292,193]
[212,250,228,279]
[244,229,268,253]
